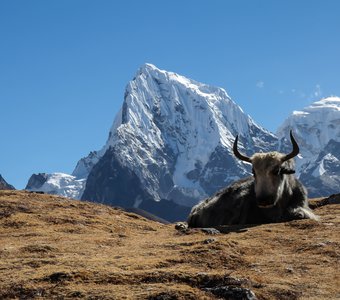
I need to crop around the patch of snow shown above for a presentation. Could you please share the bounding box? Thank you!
[28,173,86,199]
[311,153,338,178]
[133,196,143,208]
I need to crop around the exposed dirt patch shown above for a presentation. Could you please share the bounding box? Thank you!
[0,190,339,299]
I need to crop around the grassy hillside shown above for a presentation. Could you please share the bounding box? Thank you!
[0,190,339,299]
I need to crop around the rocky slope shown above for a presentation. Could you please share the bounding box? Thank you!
[0,175,15,190]
[0,190,339,299]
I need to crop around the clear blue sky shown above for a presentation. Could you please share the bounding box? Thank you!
[1,0,340,189]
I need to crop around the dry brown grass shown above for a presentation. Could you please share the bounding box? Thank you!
[0,190,339,299]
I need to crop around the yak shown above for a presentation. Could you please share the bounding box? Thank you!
[188,130,318,227]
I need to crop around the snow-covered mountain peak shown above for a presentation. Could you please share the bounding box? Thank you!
[90,64,277,206]
[277,97,340,196]
[292,96,339,117]
[138,63,228,97]
[278,97,339,154]
[26,173,85,199]
[107,64,269,151]
[307,96,340,111]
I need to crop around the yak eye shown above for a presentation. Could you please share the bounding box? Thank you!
[252,168,256,177]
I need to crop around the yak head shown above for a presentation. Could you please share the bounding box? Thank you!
[233,130,299,208]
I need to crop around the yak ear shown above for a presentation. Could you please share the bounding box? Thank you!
[280,167,295,175]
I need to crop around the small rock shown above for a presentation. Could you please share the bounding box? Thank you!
[46,272,70,283]
[201,228,220,235]
[328,194,340,204]
[148,291,178,300]
[175,222,188,231]
[68,291,83,297]
[203,238,217,244]
[204,286,257,300]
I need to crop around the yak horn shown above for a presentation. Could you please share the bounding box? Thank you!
[281,130,299,162]
[233,135,252,163]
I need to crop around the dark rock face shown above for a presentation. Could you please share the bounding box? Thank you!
[81,147,191,222]
[82,148,150,208]
[25,173,48,190]
[0,175,15,190]
[199,144,248,196]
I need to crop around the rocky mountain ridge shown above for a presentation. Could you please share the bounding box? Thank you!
[0,175,15,190]
[25,65,340,220]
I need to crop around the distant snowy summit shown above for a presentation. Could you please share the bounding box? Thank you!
[278,97,339,157]
[25,173,85,199]
[278,96,340,196]
[25,64,340,219]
